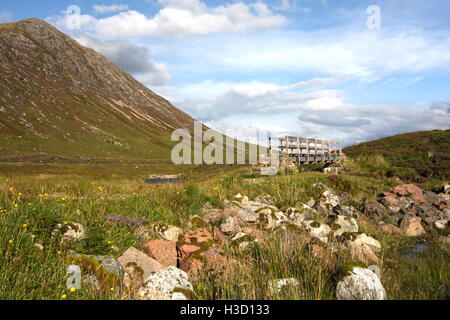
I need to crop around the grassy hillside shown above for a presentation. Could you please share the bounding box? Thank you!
[344,130,450,181]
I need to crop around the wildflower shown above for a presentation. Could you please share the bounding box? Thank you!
[110,287,115,292]
[22,224,28,228]
[139,293,145,298]
[18,192,22,196]
[14,204,18,208]
[8,240,13,244]
[61,294,67,299]
[110,245,115,249]
[57,251,62,255]
[70,287,76,293]
[8,186,14,191]
[107,241,112,245]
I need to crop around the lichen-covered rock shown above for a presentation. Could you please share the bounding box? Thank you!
[230,232,258,249]
[319,190,341,211]
[220,216,241,235]
[333,215,359,236]
[118,247,164,284]
[400,216,426,237]
[52,222,85,243]
[286,207,306,227]
[361,199,387,223]
[336,267,386,300]
[304,220,331,243]
[68,254,124,292]
[138,266,194,300]
[268,278,299,296]
[143,240,177,267]
[189,215,211,230]
[235,207,259,223]
[232,193,249,204]
[152,223,183,242]
[333,205,359,218]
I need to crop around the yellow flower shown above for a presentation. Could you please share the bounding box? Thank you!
[110,245,115,249]
[22,224,28,228]
[61,294,67,299]
[139,293,145,298]
[107,241,112,245]
[57,251,62,255]
[8,240,13,244]
[27,203,31,206]
[70,287,76,293]
[110,287,115,292]
[14,204,18,208]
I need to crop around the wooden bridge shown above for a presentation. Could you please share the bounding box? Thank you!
[269,136,343,164]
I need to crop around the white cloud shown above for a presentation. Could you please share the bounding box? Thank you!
[53,0,287,39]
[75,34,171,86]
[93,4,129,14]
[154,79,450,145]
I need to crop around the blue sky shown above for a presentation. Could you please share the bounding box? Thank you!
[1,0,450,145]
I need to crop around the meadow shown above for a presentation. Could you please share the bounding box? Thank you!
[0,160,448,300]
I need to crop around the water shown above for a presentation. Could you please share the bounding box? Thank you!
[404,242,429,260]
[144,177,182,184]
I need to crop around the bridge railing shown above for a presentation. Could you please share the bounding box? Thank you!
[268,136,343,164]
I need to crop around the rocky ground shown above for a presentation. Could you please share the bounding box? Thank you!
[58,181,449,300]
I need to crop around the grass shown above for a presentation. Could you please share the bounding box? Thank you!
[0,162,448,300]
[344,129,450,181]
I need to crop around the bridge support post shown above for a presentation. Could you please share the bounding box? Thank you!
[314,139,318,163]
[306,138,310,164]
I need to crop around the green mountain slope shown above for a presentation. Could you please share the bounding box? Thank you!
[0,18,197,161]
[344,129,450,180]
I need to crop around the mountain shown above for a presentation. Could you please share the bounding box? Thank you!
[0,18,197,161]
[344,129,450,180]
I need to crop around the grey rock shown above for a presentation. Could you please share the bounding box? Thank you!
[336,267,386,300]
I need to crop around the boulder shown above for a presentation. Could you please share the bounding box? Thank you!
[319,190,341,211]
[138,266,195,300]
[118,247,164,282]
[230,232,258,249]
[189,215,211,230]
[52,222,85,243]
[345,241,380,265]
[378,222,403,235]
[220,216,241,235]
[213,227,229,246]
[361,199,387,223]
[434,220,448,230]
[400,216,426,237]
[333,205,359,218]
[333,215,359,236]
[391,184,424,202]
[414,202,444,225]
[143,240,177,267]
[304,220,331,243]
[354,233,381,253]
[152,223,183,242]
[68,254,124,292]
[235,207,259,223]
[336,266,386,300]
